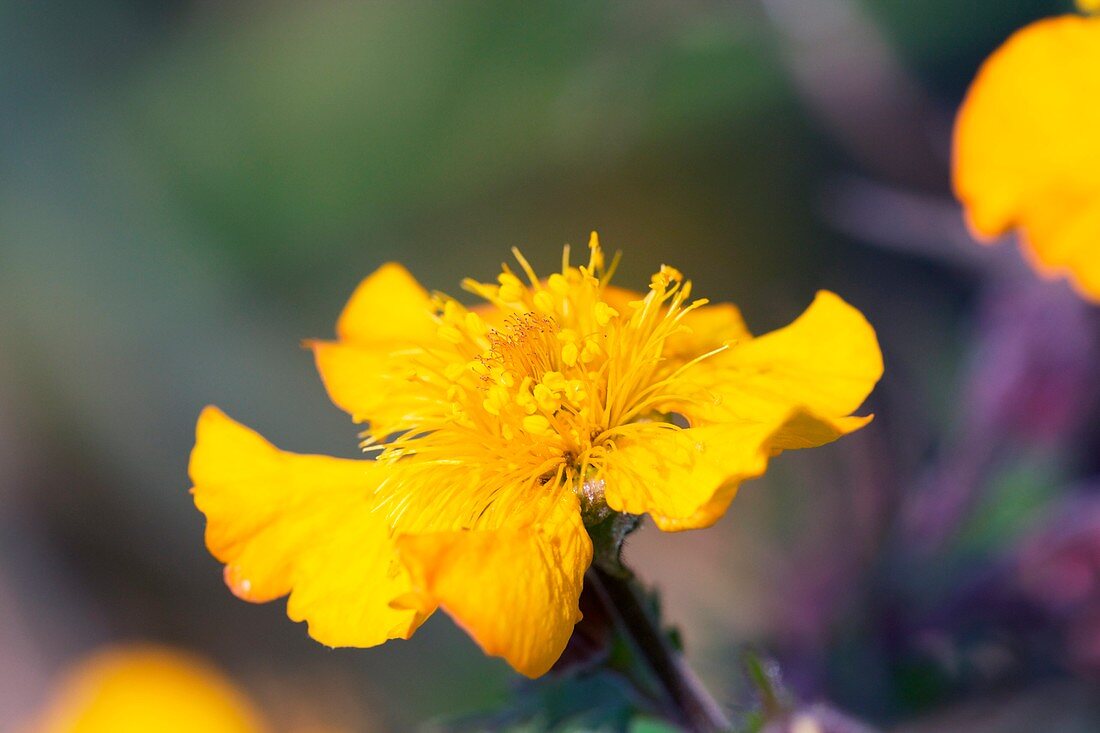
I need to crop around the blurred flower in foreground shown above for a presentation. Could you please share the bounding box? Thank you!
[189,234,882,677]
[953,10,1100,301]
[23,645,267,733]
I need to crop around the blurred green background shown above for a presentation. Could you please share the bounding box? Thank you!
[4,1,1098,731]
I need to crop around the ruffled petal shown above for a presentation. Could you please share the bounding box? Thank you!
[610,292,879,529]
[688,290,882,424]
[189,407,429,647]
[395,492,591,678]
[601,424,737,521]
[602,409,869,530]
[954,15,1100,300]
[285,501,433,646]
[649,413,871,532]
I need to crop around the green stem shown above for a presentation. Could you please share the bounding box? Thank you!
[586,565,732,732]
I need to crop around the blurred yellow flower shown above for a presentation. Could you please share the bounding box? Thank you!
[24,646,267,733]
[954,13,1100,301]
[189,235,882,677]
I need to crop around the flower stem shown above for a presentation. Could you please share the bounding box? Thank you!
[586,565,732,732]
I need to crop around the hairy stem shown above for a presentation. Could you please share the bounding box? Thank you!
[586,565,732,732]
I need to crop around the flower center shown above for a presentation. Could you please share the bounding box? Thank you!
[479,313,561,385]
[470,311,601,453]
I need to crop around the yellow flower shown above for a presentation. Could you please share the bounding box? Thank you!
[189,235,882,677]
[953,12,1100,301]
[23,646,267,733]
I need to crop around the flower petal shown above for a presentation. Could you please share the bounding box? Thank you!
[667,301,751,359]
[651,413,872,532]
[396,492,591,678]
[954,15,1100,301]
[310,338,456,435]
[601,424,738,520]
[336,262,438,345]
[310,264,449,422]
[602,409,869,529]
[308,341,383,421]
[285,502,433,646]
[683,302,750,343]
[690,290,882,424]
[600,284,644,312]
[1017,194,1100,299]
[189,407,429,647]
[617,291,878,529]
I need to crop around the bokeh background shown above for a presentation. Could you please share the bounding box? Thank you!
[4,0,1100,730]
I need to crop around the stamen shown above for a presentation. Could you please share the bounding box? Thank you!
[352,241,739,537]
[511,247,541,288]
